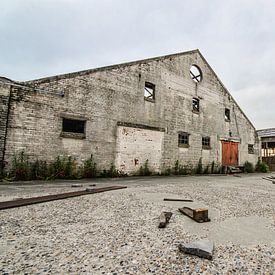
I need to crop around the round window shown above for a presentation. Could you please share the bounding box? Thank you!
[190,65,202,83]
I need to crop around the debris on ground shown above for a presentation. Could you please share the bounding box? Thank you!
[89,184,96,187]
[158,211,173,228]
[71,183,83,187]
[179,207,210,223]
[179,239,214,260]
[164,198,193,202]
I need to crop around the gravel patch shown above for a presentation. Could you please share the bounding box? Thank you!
[0,174,274,274]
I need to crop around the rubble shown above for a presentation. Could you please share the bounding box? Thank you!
[179,239,214,260]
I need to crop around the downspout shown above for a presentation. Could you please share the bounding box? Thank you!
[1,85,12,176]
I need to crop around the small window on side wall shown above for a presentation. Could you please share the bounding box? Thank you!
[144,82,155,102]
[192,98,200,113]
[178,132,189,147]
[225,108,230,121]
[248,144,254,154]
[202,136,211,149]
[61,118,86,139]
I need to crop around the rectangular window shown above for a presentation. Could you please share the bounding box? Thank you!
[248,144,254,154]
[225,108,230,121]
[178,132,189,147]
[144,82,155,101]
[192,98,200,112]
[62,118,86,135]
[202,136,211,148]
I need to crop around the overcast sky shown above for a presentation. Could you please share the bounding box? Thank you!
[1,0,274,129]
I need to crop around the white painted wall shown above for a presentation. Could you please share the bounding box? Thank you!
[115,126,164,174]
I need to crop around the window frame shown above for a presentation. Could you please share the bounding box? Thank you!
[61,117,86,139]
[144,82,155,102]
[225,108,230,121]
[190,65,203,83]
[178,132,190,148]
[248,144,254,154]
[192,97,200,113]
[202,136,211,149]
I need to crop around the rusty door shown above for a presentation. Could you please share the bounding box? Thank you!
[222,141,239,166]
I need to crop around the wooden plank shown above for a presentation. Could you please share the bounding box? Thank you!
[179,207,210,223]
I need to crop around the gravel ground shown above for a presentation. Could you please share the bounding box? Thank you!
[0,174,274,274]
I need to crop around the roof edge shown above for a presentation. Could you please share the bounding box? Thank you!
[196,50,256,131]
[25,49,199,84]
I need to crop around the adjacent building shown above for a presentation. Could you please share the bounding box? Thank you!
[257,128,275,171]
[0,49,259,175]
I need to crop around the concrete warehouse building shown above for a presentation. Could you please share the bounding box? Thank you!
[0,49,259,175]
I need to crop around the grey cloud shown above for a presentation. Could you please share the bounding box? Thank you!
[0,0,274,128]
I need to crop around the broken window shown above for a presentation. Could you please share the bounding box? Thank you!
[190,65,202,83]
[144,82,155,101]
[62,118,85,134]
[192,98,200,112]
[248,144,254,154]
[202,136,211,148]
[225,108,230,121]
[178,132,189,146]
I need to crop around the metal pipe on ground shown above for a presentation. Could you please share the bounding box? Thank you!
[0,186,127,210]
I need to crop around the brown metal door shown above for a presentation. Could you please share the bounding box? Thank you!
[222,141,239,166]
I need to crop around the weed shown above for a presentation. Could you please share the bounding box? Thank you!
[244,161,254,173]
[139,159,152,176]
[195,158,203,174]
[82,154,97,178]
[255,159,269,173]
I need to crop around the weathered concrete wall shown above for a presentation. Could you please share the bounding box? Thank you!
[0,83,11,174]
[3,50,259,174]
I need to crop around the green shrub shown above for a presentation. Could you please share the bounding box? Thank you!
[163,167,172,176]
[244,161,254,173]
[255,159,269,173]
[195,158,203,174]
[203,165,210,174]
[29,160,49,180]
[210,161,222,174]
[139,159,152,176]
[100,163,127,178]
[82,154,97,178]
[11,151,30,181]
[174,160,180,175]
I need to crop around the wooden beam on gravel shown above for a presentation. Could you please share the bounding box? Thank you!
[164,198,193,202]
[158,211,173,228]
[0,186,127,210]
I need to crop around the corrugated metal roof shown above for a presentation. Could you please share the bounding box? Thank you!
[257,128,275,137]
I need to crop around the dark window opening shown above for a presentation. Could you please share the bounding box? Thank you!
[144,82,155,101]
[178,132,189,146]
[248,144,254,154]
[190,65,202,83]
[225,108,230,121]
[62,118,85,134]
[202,136,210,148]
[192,98,200,112]
[263,141,275,148]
